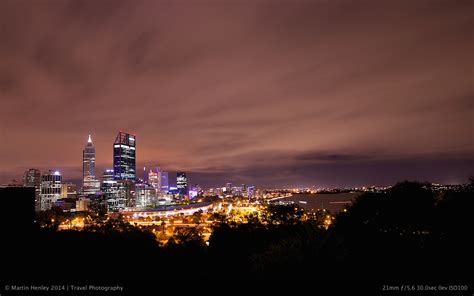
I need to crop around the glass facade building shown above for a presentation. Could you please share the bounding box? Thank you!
[23,168,41,211]
[161,170,169,193]
[102,169,127,210]
[148,169,160,192]
[113,132,136,182]
[176,172,187,196]
[39,170,62,211]
[135,183,157,209]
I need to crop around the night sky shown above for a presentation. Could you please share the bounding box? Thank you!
[0,0,472,188]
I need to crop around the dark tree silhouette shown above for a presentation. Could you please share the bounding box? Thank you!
[2,181,473,283]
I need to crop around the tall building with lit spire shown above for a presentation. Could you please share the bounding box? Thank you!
[82,134,100,195]
[83,135,95,178]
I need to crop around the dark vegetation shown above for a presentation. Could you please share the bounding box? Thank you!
[1,180,473,282]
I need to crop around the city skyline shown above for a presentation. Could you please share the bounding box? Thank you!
[0,1,472,187]
[6,130,472,189]
[0,0,472,289]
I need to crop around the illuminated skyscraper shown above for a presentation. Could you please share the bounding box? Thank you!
[160,170,169,192]
[83,135,95,178]
[82,135,100,195]
[135,183,156,208]
[23,168,41,211]
[148,169,160,192]
[102,169,126,210]
[82,176,100,196]
[39,170,62,211]
[176,172,187,196]
[101,169,116,196]
[225,182,232,193]
[113,132,136,181]
[23,168,41,188]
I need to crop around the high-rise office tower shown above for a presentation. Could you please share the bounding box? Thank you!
[101,169,126,210]
[23,168,41,211]
[148,169,160,192]
[101,169,116,195]
[83,135,95,179]
[82,135,100,195]
[135,183,156,209]
[225,182,232,193]
[39,170,62,211]
[82,176,100,196]
[176,172,187,196]
[23,168,41,188]
[113,132,136,181]
[160,170,169,192]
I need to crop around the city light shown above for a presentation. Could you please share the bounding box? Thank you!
[2,1,470,286]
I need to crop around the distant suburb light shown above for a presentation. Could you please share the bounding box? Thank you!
[54,171,60,176]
